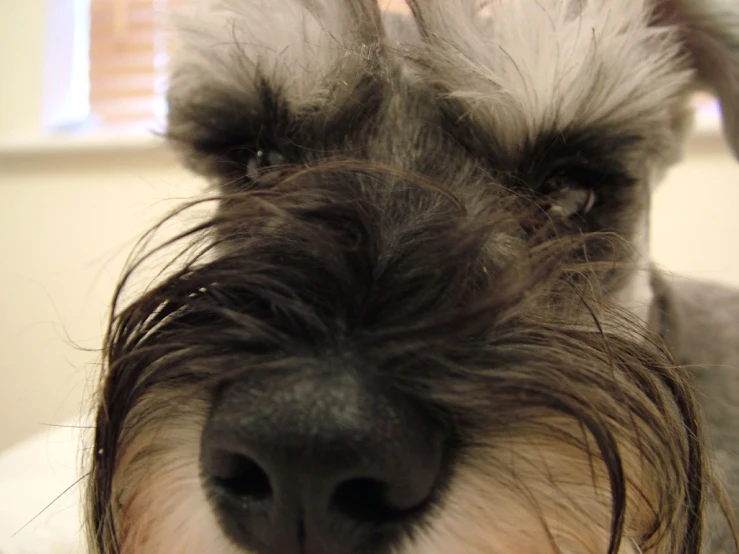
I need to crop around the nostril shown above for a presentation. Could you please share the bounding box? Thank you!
[332,478,424,524]
[202,378,447,553]
[208,451,272,502]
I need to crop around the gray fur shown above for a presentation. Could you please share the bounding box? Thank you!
[651,274,739,553]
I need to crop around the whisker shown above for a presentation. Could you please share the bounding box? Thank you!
[12,472,90,538]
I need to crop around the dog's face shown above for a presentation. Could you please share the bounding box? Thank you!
[88,2,739,554]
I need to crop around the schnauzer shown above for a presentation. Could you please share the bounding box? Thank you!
[87,1,739,553]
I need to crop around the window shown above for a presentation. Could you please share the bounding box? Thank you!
[88,0,176,134]
[694,93,721,119]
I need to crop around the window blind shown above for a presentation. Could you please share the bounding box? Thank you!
[89,0,175,133]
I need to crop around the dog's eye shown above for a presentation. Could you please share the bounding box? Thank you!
[539,174,596,218]
[246,150,287,180]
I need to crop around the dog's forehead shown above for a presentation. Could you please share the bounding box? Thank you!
[174,0,691,145]
[168,0,694,176]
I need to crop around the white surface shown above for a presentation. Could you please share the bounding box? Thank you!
[0,422,88,554]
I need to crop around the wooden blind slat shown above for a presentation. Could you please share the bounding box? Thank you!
[91,50,159,69]
[91,73,158,92]
[90,0,174,130]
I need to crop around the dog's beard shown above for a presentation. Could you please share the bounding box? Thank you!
[107,405,686,554]
[105,412,670,554]
[99,383,696,554]
[88,169,706,554]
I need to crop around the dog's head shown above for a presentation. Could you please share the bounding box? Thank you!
[89,2,739,554]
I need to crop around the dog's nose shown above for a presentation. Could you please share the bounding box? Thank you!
[201,371,446,554]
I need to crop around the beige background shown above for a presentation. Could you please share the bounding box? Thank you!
[1,0,739,452]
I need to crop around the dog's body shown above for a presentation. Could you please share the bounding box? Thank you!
[650,275,739,552]
[88,1,739,553]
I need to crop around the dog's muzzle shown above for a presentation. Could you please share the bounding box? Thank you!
[200,370,447,553]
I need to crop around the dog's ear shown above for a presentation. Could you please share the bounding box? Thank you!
[165,0,386,176]
[652,0,739,158]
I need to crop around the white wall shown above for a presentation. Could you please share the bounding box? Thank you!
[0,1,45,134]
[652,136,739,286]
[0,147,206,449]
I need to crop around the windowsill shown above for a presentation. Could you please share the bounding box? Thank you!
[0,131,166,157]
[0,112,726,158]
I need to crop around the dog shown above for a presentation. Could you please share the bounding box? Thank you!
[87,1,739,553]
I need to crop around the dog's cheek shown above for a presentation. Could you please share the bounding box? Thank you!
[119,463,240,554]
[399,419,672,554]
[109,393,244,554]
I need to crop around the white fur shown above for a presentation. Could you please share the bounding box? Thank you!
[614,212,654,326]
[169,0,378,107]
[408,0,694,153]
[111,396,243,554]
[402,419,681,554]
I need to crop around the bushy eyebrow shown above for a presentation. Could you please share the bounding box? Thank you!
[435,104,643,183]
[165,72,403,180]
[514,128,643,183]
